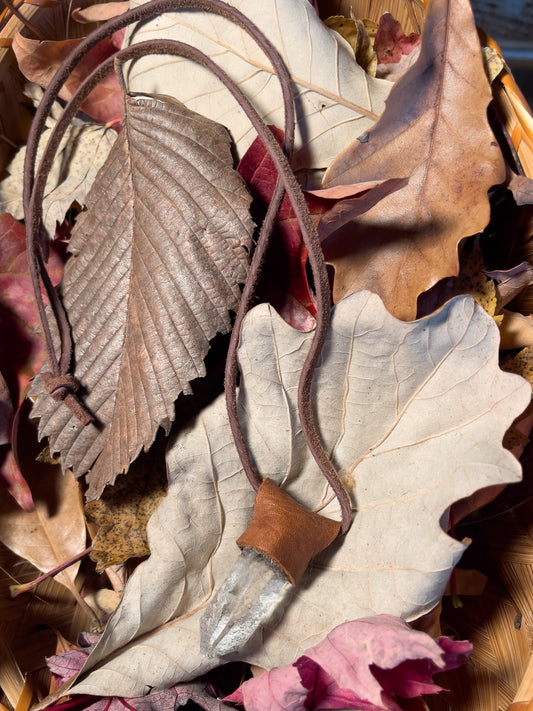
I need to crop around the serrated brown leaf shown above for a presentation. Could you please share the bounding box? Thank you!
[30,93,254,500]
[321,0,506,320]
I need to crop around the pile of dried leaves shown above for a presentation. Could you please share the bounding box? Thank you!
[2,0,533,709]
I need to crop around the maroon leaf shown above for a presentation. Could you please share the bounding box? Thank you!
[237,127,390,329]
[225,615,472,711]
[0,214,64,509]
[374,12,420,65]
[12,1,124,125]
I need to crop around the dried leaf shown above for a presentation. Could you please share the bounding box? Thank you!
[237,127,403,329]
[62,292,527,697]
[377,45,420,82]
[71,2,129,23]
[317,0,425,35]
[508,173,533,206]
[374,12,420,65]
[0,370,12,446]
[124,0,392,170]
[12,2,123,124]
[0,414,86,595]
[0,214,64,402]
[30,93,254,500]
[85,439,168,572]
[0,90,117,237]
[226,615,472,711]
[46,634,233,711]
[0,214,64,510]
[486,262,533,309]
[324,15,377,75]
[499,310,533,350]
[321,0,505,320]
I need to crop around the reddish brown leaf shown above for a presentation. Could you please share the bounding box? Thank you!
[71,2,129,23]
[237,127,394,329]
[374,12,420,64]
[0,370,12,446]
[487,262,533,308]
[30,94,254,500]
[0,214,63,405]
[507,173,533,206]
[0,214,64,509]
[0,450,34,511]
[321,0,506,320]
[12,2,123,125]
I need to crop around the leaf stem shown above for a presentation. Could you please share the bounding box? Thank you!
[9,545,92,598]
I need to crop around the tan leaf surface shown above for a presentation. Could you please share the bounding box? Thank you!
[0,415,86,594]
[30,93,254,499]
[63,292,529,698]
[0,88,116,236]
[124,0,392,171]
[321,0,506,320]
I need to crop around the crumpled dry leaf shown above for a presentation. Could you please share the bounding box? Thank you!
[507,173,533,206]
[0,213,64,510]
[237,126,404,330]
[71,2,129,23]
[225,615,472,711]
[317,0,425,36]
[85,438,168,572]
[324,15,377,76]
[124,0,392,171]
[0,370,12,446]
[12,2,124,124]
[30,93,254,500]
[0,87,117,237]
[487,262,533,309]
[47,633,231,711]
[374,12,420,65]
[61,292,528,698]
[0,414,86,595]
[321,0,506,320]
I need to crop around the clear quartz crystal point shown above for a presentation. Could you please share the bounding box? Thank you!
[200,547,289,658]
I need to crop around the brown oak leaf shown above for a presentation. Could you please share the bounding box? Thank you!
[321,0,506,320]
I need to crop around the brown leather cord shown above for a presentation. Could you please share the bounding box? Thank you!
[23,0,294,427]
[23,1,351,532]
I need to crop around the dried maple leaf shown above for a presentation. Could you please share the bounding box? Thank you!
[321,0,506,320]
[225,615,472,711]
[56,292,528,698]
[30,93,254,500]
[124,0,392,170]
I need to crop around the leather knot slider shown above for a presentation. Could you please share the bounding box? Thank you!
[40,371,94,426]
[236,478,341,585]
[41,372,80,401]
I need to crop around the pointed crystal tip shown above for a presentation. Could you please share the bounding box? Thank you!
[200,548,288,658]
